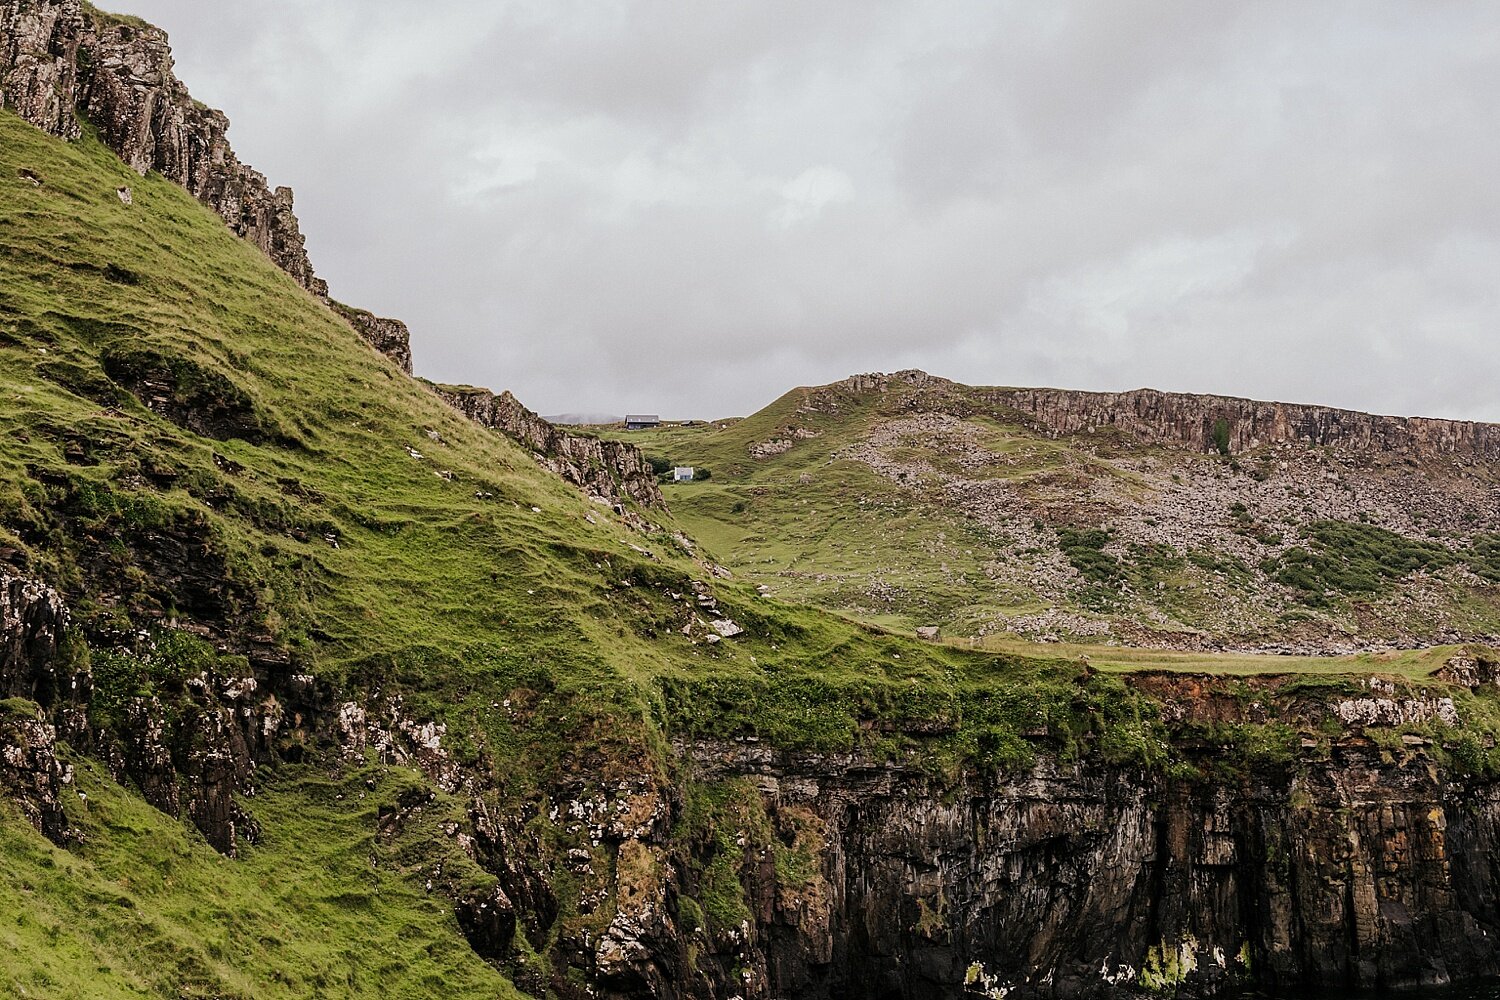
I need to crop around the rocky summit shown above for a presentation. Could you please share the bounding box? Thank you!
[6,6,1500,1000]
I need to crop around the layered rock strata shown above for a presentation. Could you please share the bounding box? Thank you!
[832,371,1500,461]
[990,385,1500,461]
[645,739,1498,1000]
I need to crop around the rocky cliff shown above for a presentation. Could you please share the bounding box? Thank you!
[990,384,1500,462]
[1,0,327,294]
[0,0,428,378]
[438,384,665,508]
[645,734,1500,999]
[8,561,1500,1000]
[331,300,415,375]
[831,372,1500,462]
[990,386,1500,462]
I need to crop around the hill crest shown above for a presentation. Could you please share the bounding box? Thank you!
[810,370,1500,462]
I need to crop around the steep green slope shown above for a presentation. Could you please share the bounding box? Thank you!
[0,755,518,999]
[10,8,1500,994]
[603,374,1500,655]
[0,109,1151,994]
[0,110,981,717]
[2,106,657,689]
[10,81,1500,1000]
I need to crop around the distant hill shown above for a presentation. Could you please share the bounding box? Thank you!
[604,369,1500,654]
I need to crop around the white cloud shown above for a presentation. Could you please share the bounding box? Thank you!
[771,166,857,229]
[121,0,1500,421]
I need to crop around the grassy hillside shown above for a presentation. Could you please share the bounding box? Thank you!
[600,375,1500,655]
[593,384,1015,635]
[0,110,1012,729]
[0,753,518,1000]
[6,91,1500,998]
[0,109,1165,993]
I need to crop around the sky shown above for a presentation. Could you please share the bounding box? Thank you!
[119,0,1500,421]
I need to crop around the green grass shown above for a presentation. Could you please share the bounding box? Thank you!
[962,636,1476,679]
[0,110,1012,715]
[600,390,1200,636]
[0,107,1181,988]
[601,376,1500,650]
[0,757,520,999]
[606,407,1031,631]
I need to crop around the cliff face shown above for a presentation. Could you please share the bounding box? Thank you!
[0,0,427,378]
[987,385,1500,461]
[438,385,665,508]
[831,372,1500,462]
[1,0,326,295]
[644,740,1499,1000]
[331,300,414,375]
[6,561,1500,1000]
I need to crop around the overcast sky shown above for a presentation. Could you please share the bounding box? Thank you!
[120,1,1500,421]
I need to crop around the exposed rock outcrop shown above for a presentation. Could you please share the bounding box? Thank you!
[437,384,665,508]
[0,700,73,845]
[455,884,519,960]
[0,568,466,868]
[0,574,75,845]
[832,372,1500,461]
[990,385,1500,461]
[0,573,88,742]
[0,572,67,698]
[0,0,327,295]
[331,301,414,375]
[607,738,1500,1000]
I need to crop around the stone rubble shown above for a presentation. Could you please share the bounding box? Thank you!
[810,374,1500,653]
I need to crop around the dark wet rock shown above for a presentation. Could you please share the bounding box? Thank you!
[635,740,1500,1000]
[456,883,518,958]
[0,700,73,845]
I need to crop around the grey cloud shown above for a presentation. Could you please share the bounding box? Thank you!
[117,0,1500,420]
